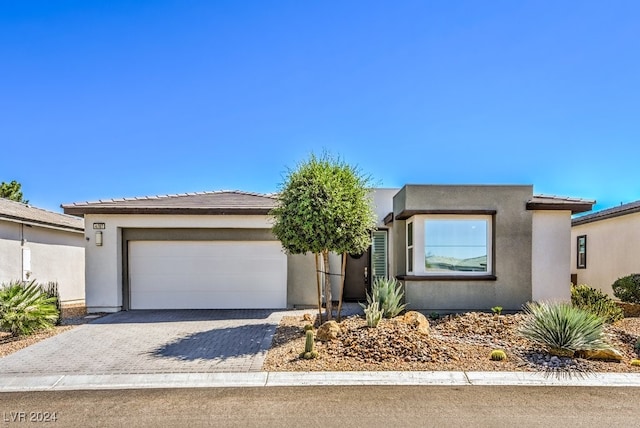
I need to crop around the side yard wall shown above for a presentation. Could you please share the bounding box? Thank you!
[532,210,572,302]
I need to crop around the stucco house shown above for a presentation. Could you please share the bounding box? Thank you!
[62,185,593,313]
[571,200,640,296]
[0,198,85,305]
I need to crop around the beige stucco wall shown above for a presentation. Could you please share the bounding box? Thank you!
[0,219,85,303]
[571,212,640,295]
[84,214,325,312]
[532,210,572,302]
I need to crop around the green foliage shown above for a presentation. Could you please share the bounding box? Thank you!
[612,274,640,304]
[0,180,28,203]
[489,349,507,361]
[0,280,59,336]
[571,284,624,323]
[519,302,609,356]
[363,301,383,328]
[359,277,406,319]
[40,281,62,326]
[634,337,640,354]
[303,324,314,332]
[429,312,440,320]
[300,329,319,359]
[491,306,503,316]
[270,152,377,256]
[304,330,315,353]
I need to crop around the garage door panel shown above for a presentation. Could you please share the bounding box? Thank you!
[128,241,287,309]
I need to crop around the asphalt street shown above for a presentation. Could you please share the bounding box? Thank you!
[1,385,638,427]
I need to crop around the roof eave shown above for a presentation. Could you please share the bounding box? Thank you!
[526,201,594,214]
[572,205,640,226]
[61,207,273,216]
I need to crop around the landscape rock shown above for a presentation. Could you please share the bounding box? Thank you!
[316,320,341,341]
[577,348,624,362]
[402,311,430,335]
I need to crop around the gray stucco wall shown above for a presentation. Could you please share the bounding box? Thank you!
[393,185,533,312]
[0,220,85,303]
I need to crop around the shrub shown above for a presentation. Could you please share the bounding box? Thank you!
[359,277,406,319]
[612,274,640,304]
[40,281,62,326]
[491,306,503,316]
[363,301,383,328]
[631,359,640,367]
[0,280,59,336]
[489,349,507,361]
[519,301,609,357]
[571,284,624,323]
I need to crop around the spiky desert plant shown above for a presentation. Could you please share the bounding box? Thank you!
[489,349,507,361]
[0,280,59,336]
[571,284,624,323]
[300,330,318,359]
[303,324,314,332]
[359,277,406,318]
[363,300,383,328]
[519,301,609,357]
[40,281,62,326]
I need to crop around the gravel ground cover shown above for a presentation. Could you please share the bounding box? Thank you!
[263,312,640,373]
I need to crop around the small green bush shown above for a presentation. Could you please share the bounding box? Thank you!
[0,280,59,336]
[631,359,640,367]
[489,349,507,361]
[519,301,609,357]
[491,306,503,316]
[612,274,640,304]
[359,277,406,319]
[40,281,62,326]
[571,284,624,323]
[363,301,383,328]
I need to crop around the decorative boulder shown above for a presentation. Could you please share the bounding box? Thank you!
[402,311,430,335]
[577,348,624,362]
[316,320,340,341]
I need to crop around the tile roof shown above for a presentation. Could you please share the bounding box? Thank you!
[61,190,278,216]
[0,198,84,232]
[572,200,640,226]
[527,194,595,214]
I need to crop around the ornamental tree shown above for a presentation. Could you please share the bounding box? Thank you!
[271,153,377,321]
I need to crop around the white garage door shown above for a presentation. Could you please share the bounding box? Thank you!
[128,241,287,309]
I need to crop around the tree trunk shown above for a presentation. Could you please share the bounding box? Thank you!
[322,250,333,320]
[314,253,323,324]
[337,252,347,321]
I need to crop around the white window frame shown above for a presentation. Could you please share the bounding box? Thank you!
[407,214,493,276]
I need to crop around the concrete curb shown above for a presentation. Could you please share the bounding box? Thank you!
[2,371,640,392]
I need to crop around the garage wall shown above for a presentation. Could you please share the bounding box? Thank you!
[84,214,287,312]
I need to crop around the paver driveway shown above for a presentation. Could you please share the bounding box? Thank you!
[0,310,284,375]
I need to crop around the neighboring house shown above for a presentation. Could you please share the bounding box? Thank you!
[0,198,85,305]
[62,186,593,313]
[571,200,640,296]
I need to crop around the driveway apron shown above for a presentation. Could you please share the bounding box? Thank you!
[0,310,283,375]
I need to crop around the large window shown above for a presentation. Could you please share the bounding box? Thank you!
[577,235,587,269]
[406,215,492,276]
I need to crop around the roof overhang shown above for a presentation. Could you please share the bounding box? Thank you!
[61,207,272,216]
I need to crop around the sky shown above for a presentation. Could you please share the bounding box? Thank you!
[1,1,639,214]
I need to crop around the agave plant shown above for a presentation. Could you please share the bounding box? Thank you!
[359,277,406,318]
[519,301,609,357]
[0,280,60,336]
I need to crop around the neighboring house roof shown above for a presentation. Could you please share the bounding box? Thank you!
[572,200,640,226]
[61,190,278,216]
[0,198,84,233]
[525,195,595,214]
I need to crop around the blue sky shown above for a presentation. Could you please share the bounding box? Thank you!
[1,1,638,213]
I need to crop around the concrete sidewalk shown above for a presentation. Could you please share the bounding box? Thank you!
[2,371,640,392]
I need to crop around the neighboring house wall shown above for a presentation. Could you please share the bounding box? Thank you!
[532,210,572,302]
[393,185,533,312]
[571,211,640,295]
[83,213,316,312]
[0,219,85,304]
